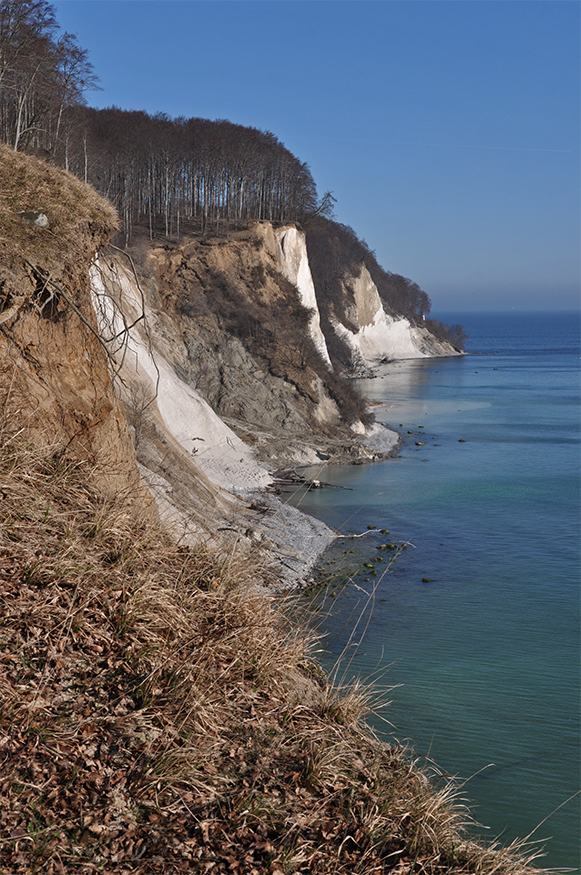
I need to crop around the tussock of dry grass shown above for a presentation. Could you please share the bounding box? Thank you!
[0,143,118,273]
[0,437,548,874]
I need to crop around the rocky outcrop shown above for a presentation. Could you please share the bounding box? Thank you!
[109,225,387,468]
[0,150,339,583]
[88,227,402,582]
[272,225,331,366]
[92,251,339,583]
[90,220,464,496]
[0,147,456,585]
[305,218,463,373]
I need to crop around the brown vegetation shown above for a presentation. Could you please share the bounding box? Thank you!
[0,140,117,270]
[0,436,546,874]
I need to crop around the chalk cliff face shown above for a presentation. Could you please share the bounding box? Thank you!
[92,255,272,496]
[328,263,460,370]
[108,223,389,469]
[92,250,341,581]
[0,149,336,581]
[273,226,331,366]
[0,149,459,584]
[90,220,459,491]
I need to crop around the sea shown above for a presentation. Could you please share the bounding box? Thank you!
[290,311,580,869]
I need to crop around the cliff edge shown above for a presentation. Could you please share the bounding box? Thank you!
[0,144,147,505]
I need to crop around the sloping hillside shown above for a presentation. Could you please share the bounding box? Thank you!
[0,149,542,875]
[0,427,541,875]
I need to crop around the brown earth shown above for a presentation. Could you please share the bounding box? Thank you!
[0,145,148,505]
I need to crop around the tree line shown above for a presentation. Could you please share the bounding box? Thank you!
[0,0,95,153]
[69,108,323,244]
[0,0,325,243]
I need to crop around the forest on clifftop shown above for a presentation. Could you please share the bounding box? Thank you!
[0,0,463,348]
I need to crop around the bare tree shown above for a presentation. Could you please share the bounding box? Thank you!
[0,0,97,152]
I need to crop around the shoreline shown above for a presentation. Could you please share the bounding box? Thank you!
[252,421,402,589]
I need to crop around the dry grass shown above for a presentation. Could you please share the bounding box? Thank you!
[0,434,550,874]
[0,143,118,274]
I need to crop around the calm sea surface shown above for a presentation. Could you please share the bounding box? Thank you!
[290,311,580,869]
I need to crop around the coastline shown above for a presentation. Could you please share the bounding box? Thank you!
[3,144,567,875]
[97,268,405,588]
[279,324,581,869]
[250,422,402,589]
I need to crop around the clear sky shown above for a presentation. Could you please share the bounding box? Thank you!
[52,0,580,313]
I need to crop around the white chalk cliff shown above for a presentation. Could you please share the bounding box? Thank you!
[90,252,341,584]
[332,264,460,368]
[91,257,271,497]
[86,220,461,562]
[274,226,332,366]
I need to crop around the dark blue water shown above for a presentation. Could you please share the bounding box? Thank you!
[292,312,580,868]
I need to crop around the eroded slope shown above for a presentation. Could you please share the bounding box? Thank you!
[101,224,397,473]
[0,144,145,503]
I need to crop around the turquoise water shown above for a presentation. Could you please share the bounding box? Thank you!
[291,312,580,868]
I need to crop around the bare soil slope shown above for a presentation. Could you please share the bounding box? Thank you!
[0,145,146,503]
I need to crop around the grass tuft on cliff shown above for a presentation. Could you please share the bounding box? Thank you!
[0,144,118,272]
[0,434,548,875]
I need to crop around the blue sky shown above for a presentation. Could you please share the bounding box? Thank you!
[53,0,579,312]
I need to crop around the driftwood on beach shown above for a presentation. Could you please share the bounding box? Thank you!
[271,469,353,491]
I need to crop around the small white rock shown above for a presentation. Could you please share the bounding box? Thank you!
[19,211,49,228]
